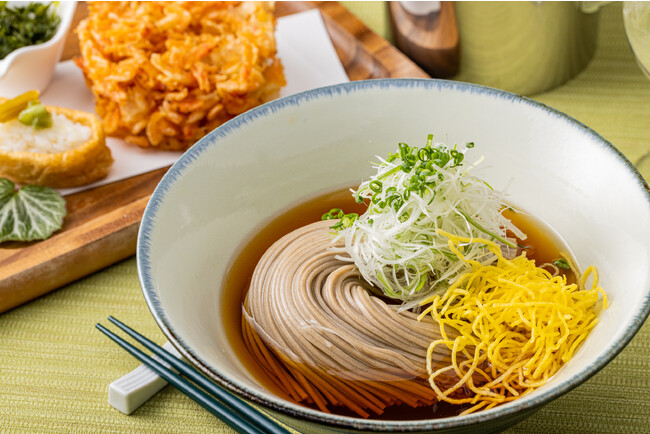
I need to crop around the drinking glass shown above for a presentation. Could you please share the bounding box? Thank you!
[623,2,650,182]
[623,1,650,78]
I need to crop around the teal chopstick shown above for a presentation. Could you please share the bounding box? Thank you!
[105,316,289,434]
[97,319,289,434]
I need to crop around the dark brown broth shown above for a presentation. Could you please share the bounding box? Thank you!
[220,187,569,420]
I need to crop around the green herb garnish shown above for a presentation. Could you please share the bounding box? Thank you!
[322,208,359,230]
[0,178,66,243]
[553,258,570,270]
[355,134,467,208]
[0,2,61,60]
[18,100,52,129]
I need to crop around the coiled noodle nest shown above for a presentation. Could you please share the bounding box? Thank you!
[243,220,461,418]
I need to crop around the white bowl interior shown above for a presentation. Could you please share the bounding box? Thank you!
[139,80,650,428]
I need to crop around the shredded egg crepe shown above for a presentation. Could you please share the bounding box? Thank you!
[419,230,607,414]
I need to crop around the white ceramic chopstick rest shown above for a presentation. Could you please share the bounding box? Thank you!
[108,341,183,414]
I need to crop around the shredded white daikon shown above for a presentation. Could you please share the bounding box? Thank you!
[332,135,525,305]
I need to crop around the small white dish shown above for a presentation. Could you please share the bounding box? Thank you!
[0,1,77,96]
[138,79,650,432]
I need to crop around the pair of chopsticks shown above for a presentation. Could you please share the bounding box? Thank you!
[96,316,289,434]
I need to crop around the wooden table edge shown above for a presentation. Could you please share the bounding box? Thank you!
[0,1,427,313]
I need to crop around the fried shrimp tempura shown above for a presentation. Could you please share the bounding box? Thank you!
[75,1,286,151]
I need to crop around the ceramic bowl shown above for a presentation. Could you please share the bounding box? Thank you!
[138,79,650,433]
[0,1,77,96]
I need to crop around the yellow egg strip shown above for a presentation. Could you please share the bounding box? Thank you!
[419,230,607,413]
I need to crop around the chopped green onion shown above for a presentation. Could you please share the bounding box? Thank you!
[328,135,526,304]
[369,180,383,193]
[322,208,358,230]
[553,258,570,270]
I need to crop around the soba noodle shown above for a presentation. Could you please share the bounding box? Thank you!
[243,220,460,417]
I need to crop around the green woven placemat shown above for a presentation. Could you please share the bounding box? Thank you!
[1,2,648,433]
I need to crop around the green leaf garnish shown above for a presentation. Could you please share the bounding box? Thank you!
[0,178,66,243]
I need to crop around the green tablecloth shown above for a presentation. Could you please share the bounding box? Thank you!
[1,2,649,432]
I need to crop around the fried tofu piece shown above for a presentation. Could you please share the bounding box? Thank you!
[0,103,113,188]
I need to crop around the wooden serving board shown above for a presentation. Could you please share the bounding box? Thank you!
[0,1,428,313]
